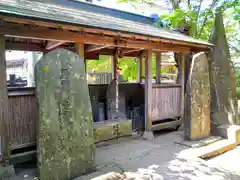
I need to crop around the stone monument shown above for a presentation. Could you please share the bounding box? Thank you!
[35,48,95,180]
[209,11,239,125]
[185,52,211,140]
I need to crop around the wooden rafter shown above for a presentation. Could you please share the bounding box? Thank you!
[122,48,143,55]
[45,40,66,50]
[85,44,111,52]
[0,15,212,50]
[5,42,45,52]
[0,23,195,53]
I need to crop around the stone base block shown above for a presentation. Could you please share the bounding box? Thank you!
[94,122,118,142]
[143,131,154,141]
[118,120,132,137]
[217,124,240,145]
[0,165,15,180]
[94,120,132,142]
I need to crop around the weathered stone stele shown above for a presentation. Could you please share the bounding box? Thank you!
[107,79,126,120]
[209,11,239,125]
[35,48,95,180]
[185,52,210,140]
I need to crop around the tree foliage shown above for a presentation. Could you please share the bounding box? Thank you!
[86,0,240,80]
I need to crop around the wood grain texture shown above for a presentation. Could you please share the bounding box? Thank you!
[8,92,38,148]
[137,54,143,83]
[156,53,161,84]
[151,86,181,121]
[144,50,152,131]
[0,36,9,163]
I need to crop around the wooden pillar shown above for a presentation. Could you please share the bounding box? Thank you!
[137,53,143,82]
[143,50,154,140]
[180,53,185,121]
[0,35,9,163]
[76,43,86,72]
[111,55,118,80]
[112,52,119,112]
[156,52,161,84]
[112,51,119,112]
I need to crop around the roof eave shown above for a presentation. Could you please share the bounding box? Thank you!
[0,12,212,51]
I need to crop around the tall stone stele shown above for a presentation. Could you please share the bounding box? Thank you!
[185,52,211,140]
[209,11,239,125]
[35,48,95,180]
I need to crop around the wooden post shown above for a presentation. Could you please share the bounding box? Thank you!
[76,43,87,72]
[137,53,143,82]
[0,35,9,163]
[156,52,161,84]
[143,50,154,140]
[112,55,118,80]
[180,53,185,121]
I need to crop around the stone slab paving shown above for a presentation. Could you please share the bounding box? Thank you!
[77,131,240,180]
[8,130,240,180]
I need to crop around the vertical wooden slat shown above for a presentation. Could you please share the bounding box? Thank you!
[180,53,185,120]
[151,86,181,120]
[8,92,38,147]
[0,35,9,163]
[144,50,152,131]
[156,53,161,84]
[137,53,143,82]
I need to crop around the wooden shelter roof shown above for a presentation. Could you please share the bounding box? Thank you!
[0,0,213,50]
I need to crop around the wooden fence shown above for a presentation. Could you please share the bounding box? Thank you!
[87,72,112,84]
[8,88,38,149]
[151,84,181,121]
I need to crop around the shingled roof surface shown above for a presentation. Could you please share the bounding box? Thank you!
[0,0,212,47]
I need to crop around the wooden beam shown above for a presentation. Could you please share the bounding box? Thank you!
[0,23,194,53]
[0,16,212,50]
[45,40,66,50]
[122,48,143,55]
[5,41,77,53]
[137,52,143,82]
[156,53,161,84]
[5,42,45,52]
[145,50,153,132]
[0,35,9,163]
[85,44,111,52]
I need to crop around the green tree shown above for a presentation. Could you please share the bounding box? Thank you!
[86,0,240,80]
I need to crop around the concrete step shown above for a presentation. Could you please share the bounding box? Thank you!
[176,136,222,148]
[217,124,240,145]
[195,139,236,159]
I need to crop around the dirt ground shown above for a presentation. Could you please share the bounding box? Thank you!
[10,130,240,180]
